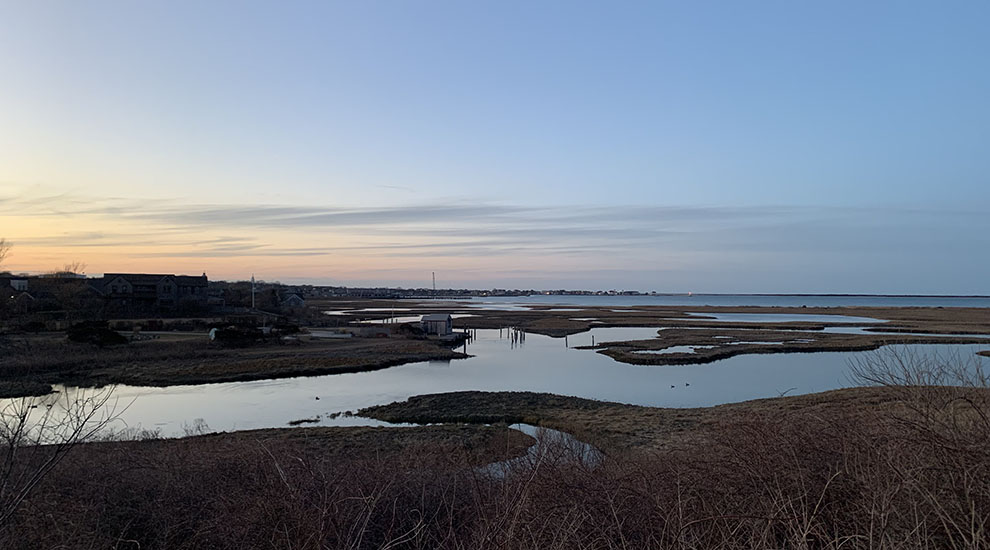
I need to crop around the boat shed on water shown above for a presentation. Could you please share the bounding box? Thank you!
[420,314,453,336]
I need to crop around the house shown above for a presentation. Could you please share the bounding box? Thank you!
[281,293,305,308]
[0,276,28,292]
[94,273,209,312]
[421,314,453,336]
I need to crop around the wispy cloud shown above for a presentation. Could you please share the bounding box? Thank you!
[3,186,987,293]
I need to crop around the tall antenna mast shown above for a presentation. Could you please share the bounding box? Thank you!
[251,274,256,309]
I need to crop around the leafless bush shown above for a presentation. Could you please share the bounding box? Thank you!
[850,345,990,389]
[0,238,9,268]
[3,348,990,548]
[850,346,990,454]
[848,346,990,549]
[0,386,121,527]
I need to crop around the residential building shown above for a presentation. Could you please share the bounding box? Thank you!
[93,273,209,312]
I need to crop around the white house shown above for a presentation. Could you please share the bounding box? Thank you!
[421,314,453,336]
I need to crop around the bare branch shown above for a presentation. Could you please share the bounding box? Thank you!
[0,386,121,527]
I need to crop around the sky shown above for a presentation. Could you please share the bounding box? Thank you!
[1,1,988,293]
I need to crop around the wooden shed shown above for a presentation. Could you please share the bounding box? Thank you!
[420,314,453,336]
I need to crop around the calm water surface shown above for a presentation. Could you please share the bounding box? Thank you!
[44,327,988,436]
[460,295,990,308]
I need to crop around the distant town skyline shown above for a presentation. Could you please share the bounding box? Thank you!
[2,2,989,294]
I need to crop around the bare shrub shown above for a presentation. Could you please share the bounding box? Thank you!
[0,387,120,527]
[849,346,990,549]
[2,348,989,548]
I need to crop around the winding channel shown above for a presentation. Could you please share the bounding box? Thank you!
[24,324,988,437]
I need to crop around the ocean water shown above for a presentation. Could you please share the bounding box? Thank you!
[454,294,990,308]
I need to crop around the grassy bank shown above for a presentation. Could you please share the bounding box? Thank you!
[359,386,937,453]
[449,304,990,337]
[0,334,466,398]
[358,384,990,547]
[4,305,987,398]
[5,382,988,548]
[591,326,990,366]
[2,424,533,549]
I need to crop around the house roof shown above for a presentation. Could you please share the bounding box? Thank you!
[421,314,452,322]
[100,273,208,287]
[174,275,209,287]
[103,274,171,285]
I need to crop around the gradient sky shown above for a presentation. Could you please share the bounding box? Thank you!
[1,1,989,293]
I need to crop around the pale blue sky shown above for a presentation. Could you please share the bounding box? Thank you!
[1,1,988,292]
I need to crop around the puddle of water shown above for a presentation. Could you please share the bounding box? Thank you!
[307,330,353,339]
[484,423,601,477]
[359,316,423,325]
[358,313,477,325]
[631,341,812,354]
[448,303,532,312]
[822,327,990,338]
[682,312,886,324]
[632,346,717,355]
[573,327,662,344]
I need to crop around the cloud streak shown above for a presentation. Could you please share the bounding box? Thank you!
[3,186,988,293]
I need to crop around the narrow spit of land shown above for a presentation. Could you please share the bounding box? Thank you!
[360,385,990,454]
[588,327,990,365]
[0,334,466,398]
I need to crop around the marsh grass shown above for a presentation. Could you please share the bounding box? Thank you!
[1,349,988,548]
[0,335,466,398]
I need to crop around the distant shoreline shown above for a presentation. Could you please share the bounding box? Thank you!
[646,293,990,298]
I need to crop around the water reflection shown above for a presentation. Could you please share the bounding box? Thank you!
[680,312,886,324]
[26,327,989,437]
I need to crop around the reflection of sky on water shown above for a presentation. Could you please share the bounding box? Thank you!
[462,295,990,308]
[34,327,989,437]
[680,312,885,323]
